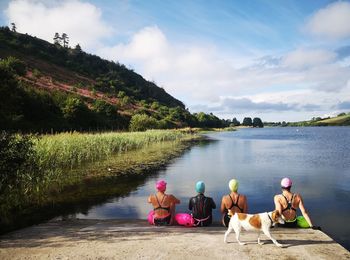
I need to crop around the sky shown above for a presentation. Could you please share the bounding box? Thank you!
[1,0,350,122]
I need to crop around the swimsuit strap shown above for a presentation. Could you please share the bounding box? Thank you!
[154,194,170,212]
[281,193,296,212]
[228,194,243,212]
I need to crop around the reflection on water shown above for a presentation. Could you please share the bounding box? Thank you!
[77,127,350,250]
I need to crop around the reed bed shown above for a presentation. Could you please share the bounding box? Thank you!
[34,130,193,170]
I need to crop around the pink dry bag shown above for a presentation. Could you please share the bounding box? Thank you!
[175,213,194,227]
[147,210,155,225]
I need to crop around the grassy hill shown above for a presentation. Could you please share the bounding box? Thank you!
[284,113,350,127]
[0,26,229,132]
[312,114,350,126]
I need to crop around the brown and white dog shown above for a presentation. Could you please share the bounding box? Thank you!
[224,210,285,247]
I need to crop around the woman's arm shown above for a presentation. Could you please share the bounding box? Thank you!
[147,195,152,204]
[188,198,193,210]
[220,196,226,213]
[170,195,180,204]
[243,195,248,213]
[298,195,313,227]
[211,198,217,209]
[274,195,282,214]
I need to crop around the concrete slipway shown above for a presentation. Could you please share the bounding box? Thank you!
[0,219,349,259]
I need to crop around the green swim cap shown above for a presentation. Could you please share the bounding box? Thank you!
[195,181,205,193]
[229,179,239,192]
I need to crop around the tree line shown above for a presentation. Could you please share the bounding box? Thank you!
[229,117,264,128]
[0,56,233,132]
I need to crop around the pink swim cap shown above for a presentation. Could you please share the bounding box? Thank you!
[281,177,292,188]
[156,180,167,192]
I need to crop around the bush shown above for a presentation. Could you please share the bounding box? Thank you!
[32,68,42,78]
[0,131,37,193]
[1,56,26,76]
[129,114,158,131]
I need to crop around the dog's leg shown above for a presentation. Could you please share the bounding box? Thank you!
[262,228,283,247]
[224,227,233,243]
[257,232,264,245]
[233,225,246,246]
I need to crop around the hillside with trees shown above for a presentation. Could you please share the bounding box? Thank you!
[0,26,231,132]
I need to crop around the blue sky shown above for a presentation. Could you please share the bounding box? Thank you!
[1,0,350,122]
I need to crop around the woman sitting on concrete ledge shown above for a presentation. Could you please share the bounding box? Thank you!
[148,180,180,225]
[220,178,248,227]
[274,177,320,229]
[188,181,216,226]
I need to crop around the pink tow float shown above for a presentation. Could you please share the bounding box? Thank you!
[175,213,194,227]
[147,210,155,225]
[148,211,194,227]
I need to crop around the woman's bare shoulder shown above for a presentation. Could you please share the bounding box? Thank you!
[240,194,247,199]
[274,194,282,200]
[294,193,302,200]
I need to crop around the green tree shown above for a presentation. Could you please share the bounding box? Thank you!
[74,43,82,52]
[32,68,42,79]
[0,59,25,129]
[0,132,38,193]
[231,117,240,126]
[61,97,89,127]
[61,33,69,48]
[92,100,116,118]
[129,114,158,131]
[120,95,130,106]
[10,22,16,32]
[252,117,264,128]
[53,32,61,45]
[151,101,160,110]
[242,117,252,126]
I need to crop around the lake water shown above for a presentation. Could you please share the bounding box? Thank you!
[76,127,350,250]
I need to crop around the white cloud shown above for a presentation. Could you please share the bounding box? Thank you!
[282,48,336,69]
[306,1,350,39]
[98,26,171,74]
[4,1,349,121]
[97,26,350,118]
[5,0,112,50]
[97,26,236,102]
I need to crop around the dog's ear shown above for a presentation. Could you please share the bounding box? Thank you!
[228,209,234,217]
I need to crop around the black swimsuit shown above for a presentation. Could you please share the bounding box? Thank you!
[153,194,171,226]
[223,194,243,227]
[279,193,297,228]
[189,194,216,227]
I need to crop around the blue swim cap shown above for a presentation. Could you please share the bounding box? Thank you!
[195,181,205,193]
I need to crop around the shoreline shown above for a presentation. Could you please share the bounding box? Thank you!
[0,219,349,259]
[0,135,207,235]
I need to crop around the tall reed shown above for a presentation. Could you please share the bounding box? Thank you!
[34,130,193,170]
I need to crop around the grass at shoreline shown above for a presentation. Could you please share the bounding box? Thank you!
[34,129,195,170]
[0,138,203,234]
[0,129,202,231]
